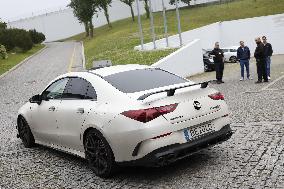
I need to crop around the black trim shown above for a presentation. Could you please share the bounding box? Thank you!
[137,81,212,100]
[118,124,232,167]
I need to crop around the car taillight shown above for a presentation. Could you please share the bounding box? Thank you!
[121,103,178,123]
[208,92,224,100]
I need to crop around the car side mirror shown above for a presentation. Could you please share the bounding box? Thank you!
[29,94,42,105]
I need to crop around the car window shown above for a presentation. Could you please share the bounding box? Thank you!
[222,49,229,52]
[42,78,69,100]
[62,77,97,100]
[103,68,188,93]
[230,49,237,52]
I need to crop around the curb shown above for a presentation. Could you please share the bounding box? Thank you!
[81,41,86,70]
[0,45,48,79]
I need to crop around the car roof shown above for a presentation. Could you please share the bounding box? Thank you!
[89,64,151,77]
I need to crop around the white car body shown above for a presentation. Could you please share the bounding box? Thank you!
[17,64,232,177]
[222,46,239,62]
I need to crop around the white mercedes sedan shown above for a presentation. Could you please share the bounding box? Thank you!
[17,64,232,177]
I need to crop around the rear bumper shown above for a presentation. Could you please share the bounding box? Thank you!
[118,124,232,167]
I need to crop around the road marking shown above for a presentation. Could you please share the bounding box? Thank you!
[261,74,284,91]
[68,45,76,72]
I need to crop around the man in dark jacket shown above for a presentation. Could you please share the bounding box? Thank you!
[254,37,268,83]
[210,42,224,84]
[262,36,273,80]
[237,41,251,81]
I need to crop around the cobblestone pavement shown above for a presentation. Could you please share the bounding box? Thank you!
[0,48,283,188]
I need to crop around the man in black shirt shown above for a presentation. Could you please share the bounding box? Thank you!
[254,37,268,83]
[210,42,224,84]
[262,36,273,80]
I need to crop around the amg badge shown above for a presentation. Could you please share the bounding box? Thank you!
[193,101,201,110]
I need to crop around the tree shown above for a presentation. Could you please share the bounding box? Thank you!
[0,20,7,30]
[120,0,135,21]
[69,0,98,38]
[144,0,150,19]
[169,0,192,7]
[97,0,112,28]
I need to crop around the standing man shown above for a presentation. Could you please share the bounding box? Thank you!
[254,37,268,83]
[237,41,251,81]
[210,42,224,84]
[262,36,273,80]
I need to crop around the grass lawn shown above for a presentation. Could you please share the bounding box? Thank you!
[68,0,284,68]
[0,44,45,76]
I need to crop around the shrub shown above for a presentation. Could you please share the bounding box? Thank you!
[0,29,15,51]
[0,44,8,59]
[29,29,46,44]
[0,28,33,52]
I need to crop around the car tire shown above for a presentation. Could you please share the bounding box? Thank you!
[229,56,237,63]
[84,129,116,178]
[17,116,35,148]
[204,64,209,72]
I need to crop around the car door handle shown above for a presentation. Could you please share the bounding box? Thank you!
[76,108,84,114]
[48,106,56,111]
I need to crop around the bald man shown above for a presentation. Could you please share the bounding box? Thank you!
[254,37,268,83]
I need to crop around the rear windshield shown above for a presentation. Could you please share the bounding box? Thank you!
[103,68,188,93]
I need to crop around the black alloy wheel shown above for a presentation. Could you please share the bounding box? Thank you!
[230,56,237,63]
[84,130,115,178]
[17,116,35,148]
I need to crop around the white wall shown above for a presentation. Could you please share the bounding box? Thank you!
[7,0,218,42]
[152,39,204,77]
[135,14,284,55]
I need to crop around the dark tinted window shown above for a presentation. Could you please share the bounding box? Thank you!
[230,49,237,52]
[42,78,69,100]
[62,77,97,100]
[103,68,187,93]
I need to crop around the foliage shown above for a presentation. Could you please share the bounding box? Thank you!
[0,44,8,59]
[0,28,33,52]
[96,0,112,28]
[143,0,150,19]
[120,0,135,21]
[29,29,46,44]
[169,0,192,6]
[69,0,98,37]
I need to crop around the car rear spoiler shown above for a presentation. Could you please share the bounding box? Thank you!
[137,81,211,100]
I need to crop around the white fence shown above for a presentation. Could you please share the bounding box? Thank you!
[152,39,204,77]
[7,0,218,42]
[135,14,284,55]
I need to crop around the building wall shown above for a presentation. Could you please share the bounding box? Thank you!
[152,39,204,77]
[7,0,218,42]
[135,14,284,55]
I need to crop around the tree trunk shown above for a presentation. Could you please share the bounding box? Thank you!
[89,19,94,38]
[144,0,150,19]
[130,4,135,22]
[84,22,89,37]
[103,6,112,28]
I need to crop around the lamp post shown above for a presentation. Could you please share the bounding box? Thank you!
[148,0,156,49]
[162,0,169,48]
[136,0,144,50]
[175,0,182,47]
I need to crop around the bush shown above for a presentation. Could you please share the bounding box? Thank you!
[0,44,8,59]
[13,29,33,52]
[0,28,33,52]
[29,29,45,44]
[0,29,15,51]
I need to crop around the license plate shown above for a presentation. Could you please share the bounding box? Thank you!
[184,122,214,142]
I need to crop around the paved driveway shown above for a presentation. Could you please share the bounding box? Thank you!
[0,47,283,188]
